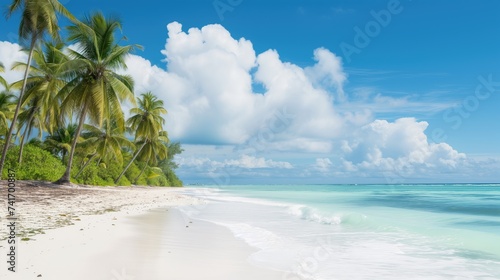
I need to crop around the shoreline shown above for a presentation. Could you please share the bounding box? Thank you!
[0,181,283,279]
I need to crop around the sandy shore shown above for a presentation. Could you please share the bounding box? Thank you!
[0,181,283,279]
[0,180,201,240]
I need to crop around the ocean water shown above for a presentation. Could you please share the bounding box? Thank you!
[179,184,500,280]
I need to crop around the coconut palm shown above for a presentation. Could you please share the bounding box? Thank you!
[114,92,167,184]
[12,42,69,163]
[16,97,44,163]
[54,12,138,184]
[44,123,77,163]
[126,92,167,140]
[116,131,169,184]
[75,120,134,178]
[133,164,163,185]
[0,0,76,177]
[131,131,169,184]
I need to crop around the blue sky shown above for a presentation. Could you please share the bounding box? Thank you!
[1,0,499,184]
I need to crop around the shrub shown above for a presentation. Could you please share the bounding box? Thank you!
[3,144,65,181]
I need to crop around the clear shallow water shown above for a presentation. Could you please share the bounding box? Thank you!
[179,184,500,280]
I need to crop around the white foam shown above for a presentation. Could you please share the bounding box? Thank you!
[287,205,343,225]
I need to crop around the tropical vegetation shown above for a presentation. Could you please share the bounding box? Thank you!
[0,1,183,186]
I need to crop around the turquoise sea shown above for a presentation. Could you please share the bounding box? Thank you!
[180,184,500,280]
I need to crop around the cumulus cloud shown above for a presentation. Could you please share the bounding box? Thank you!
[0,41,26,88]
[124,22,348,148]
[340,118,466,175]
[304,47,347,101]
[314,158,333,172]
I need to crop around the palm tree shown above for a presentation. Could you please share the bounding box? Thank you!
[0,0,76,178]
[114,92,167,184]
[16,97,44,163]
[75,120,134,178]
[12,42,69,164]
[44,123,77,163]
[55,12,138,184]
[0,90,16,139]
[131,130,169,184]
[116,131,169,184]
[126,92,167,140]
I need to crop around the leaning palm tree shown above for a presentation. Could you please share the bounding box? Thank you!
[131,131,169,184]
[12,42,69,164]
[0,0,76,177]
[115,131,169,184]
[55,12,138,184]
[114,93,167,184]
[75,120,134,178]
[16,97,44,163]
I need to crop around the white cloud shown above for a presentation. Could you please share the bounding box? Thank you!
[225,155,293,169]
[314,158,333,172]
[124,22,347,148]
[305,47,347,101]
[340,118,466,174]
[0,41,26,88]
[177,154,293,170]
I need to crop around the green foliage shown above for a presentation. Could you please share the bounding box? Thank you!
[147,174,169,187]
[163,168,183,187]
[2,144,65,180]
[124,161,147,185]
[124,162,139,181]
[73,162,109,186]
[72,156,131,186]
[156,142,184,187]
[116,175,131,187]
[27,138,44,149]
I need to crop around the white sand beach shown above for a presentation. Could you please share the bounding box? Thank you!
[0,181,282,279]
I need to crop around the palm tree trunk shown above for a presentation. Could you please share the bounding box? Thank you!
[134,162,148,185]
[55,105,87,185]
[75,153,97,178]
[18,110,36,164]
[0,37,36,178]
[115,142,146,184]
